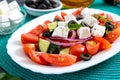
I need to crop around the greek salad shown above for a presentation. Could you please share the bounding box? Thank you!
[21,7,120,66]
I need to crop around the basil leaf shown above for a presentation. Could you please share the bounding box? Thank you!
[0,72,22,80]
[68,24,82,30]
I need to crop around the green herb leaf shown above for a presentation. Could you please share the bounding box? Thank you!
[0,72,22,80]
[68,24,82,30]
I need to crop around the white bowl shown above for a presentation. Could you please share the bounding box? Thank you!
[24,0,62,16]
[0,10,26,35]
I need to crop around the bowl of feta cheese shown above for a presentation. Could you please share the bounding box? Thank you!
[0,0,26,35]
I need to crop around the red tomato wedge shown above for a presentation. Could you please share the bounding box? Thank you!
[99,13,105,16]
[22,43,48,64]
[98,17,107,26]
[113,21,120,29]
[61,12,67,19]
[72,7,84,16]
[106,14,114,21]
[41,53,77,66]
[21,33,38,43]
[43,20,51,31]
[69,44,85,61]
[29,24,44,36]
[23,44,35,55]
[28,50,48,64]
[54,15,64,21]
[86,40,100,55]
[94,37,111,50]
[104,28,120,43]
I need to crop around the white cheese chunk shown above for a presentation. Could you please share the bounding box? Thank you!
[64,14,77,22]
[81,8,92,18]
[52,26,70,38]
[9,0,21,10]
[77,19,83,24]
[9,8,23,24]
[92,24,106,37]
[0,15,10,27]
[0,0,10,15]
[83,15,98,27]
[58,21,68,27]
[77,27,91,39]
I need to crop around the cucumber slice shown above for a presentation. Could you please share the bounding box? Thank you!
[38,38,50,52]
[59,48,70,54]
[47,43,61,54]
[48,21,58,32]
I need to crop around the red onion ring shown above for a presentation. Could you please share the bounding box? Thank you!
[47,36,92,47]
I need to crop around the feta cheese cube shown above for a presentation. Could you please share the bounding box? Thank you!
[83,16,98,27]
[81,8,92,18]
[9,8,23,24]
[0,15,10,27]
[58,21,68,27]
[64,14,77,22]
[0,0,10,15]
[9,0,21,10]
[77,27,91,39]
[77,20,83,24]
[92,24,106,37]
[52,26,70,38]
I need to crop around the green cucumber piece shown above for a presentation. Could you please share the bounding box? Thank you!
[48,21,58,32]
[59,48,70,54]
[38,38,50,52]
[47,43,61,54]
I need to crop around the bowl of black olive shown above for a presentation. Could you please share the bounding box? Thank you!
[24,0,62,16]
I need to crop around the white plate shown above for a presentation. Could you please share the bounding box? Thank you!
[7,8,120,74]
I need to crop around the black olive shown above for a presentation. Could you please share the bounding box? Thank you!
[52,3,60,8]
[44,0,52,6]
[49,0,57,4]
[68,20,78,27]
[34,0,44,4]
[76,15,83,21]
[105,22,114,31]
[42,31,51,37]
[47,6,53,9]
[29,4,36,9]
[25,0,34,7]
[81,21,90,27]
[80,53,92,61]
[37,3,47,9]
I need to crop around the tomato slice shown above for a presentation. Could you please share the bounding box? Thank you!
[54,15,64,21]
[72,7,84,16]
[94,37,111,50]
[43,20,51,31]
[69,44,86,61]
[21,33,38,43]
[22,43,48,64]
[104,28,120,43]
[61,12,67,20]
[41,53,77,66]
[23,44,35,55]
[86,40,100,55]
[113,21,120,29]
[29,24,44,36]
[98,17,107,26]
[106,14,114,21]
[28,50,48,64]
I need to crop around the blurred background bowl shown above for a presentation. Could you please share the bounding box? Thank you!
[24,0,62,16]
[0,10,26,35]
